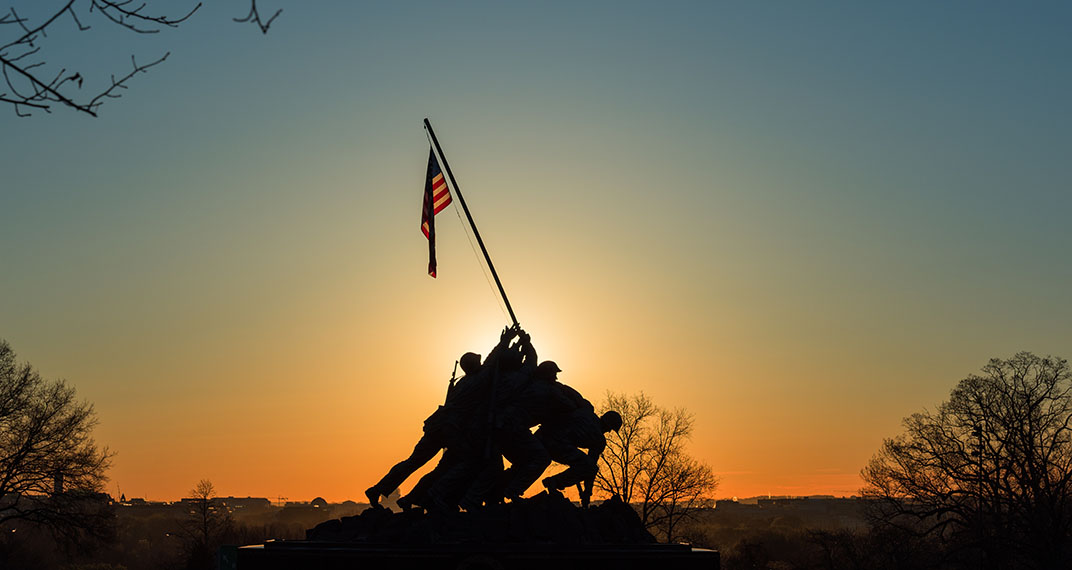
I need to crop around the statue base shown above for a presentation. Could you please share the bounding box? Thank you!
[232,493,718,569]
[235,541,718,569]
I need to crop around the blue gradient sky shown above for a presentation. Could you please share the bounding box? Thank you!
[2,1,1070,500]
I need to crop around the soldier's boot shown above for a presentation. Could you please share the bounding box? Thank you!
[364,486,381,507]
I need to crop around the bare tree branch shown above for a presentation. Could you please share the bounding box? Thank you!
[1,1,276,117]
[90,0,201,34]
[234,0,281,35]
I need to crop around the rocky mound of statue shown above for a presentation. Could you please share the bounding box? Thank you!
[307,491,655,545]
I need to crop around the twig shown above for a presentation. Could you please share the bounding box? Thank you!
[86,52,169,113]
[1,0,275,117]
[234,0,281,34]
[91,1,202,34]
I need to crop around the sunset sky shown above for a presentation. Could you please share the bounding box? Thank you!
[2,2,1070,502]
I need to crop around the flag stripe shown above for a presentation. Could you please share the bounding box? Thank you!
[431,174,451,213]
[421,148,452,277]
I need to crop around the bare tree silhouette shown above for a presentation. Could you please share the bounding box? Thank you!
[0,339,113,540]
[596,391,717,542]
[0,1,280,117]
[177,479,233,570]
[862,352,1072,570]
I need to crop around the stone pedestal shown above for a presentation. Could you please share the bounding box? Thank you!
[233,493,718,569]
[236,541,719,570]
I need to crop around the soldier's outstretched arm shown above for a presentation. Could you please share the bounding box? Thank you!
[581,437,606,508]
[587,437,607,463]
[517,330,537,365]
[485,326,519,366]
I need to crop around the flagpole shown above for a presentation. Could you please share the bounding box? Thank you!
[424,118,519,328]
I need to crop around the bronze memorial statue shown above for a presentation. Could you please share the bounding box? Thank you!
[366,325,621,514]
[271,324,721,570]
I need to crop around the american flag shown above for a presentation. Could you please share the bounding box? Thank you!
[421,148,452,277]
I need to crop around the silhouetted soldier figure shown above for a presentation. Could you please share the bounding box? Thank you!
[414,331,543,510]
[365,327,518,507]
[399,328,533,512]
[493,359,589,502]
[538,409,622,507]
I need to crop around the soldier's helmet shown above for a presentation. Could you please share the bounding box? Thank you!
[535,361,562,380]
[459,352,481,375]
[601,410,623,433]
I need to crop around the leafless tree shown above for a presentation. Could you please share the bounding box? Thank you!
[655,452,719,542]
[862,352,1072,570]
[0,1,280,117]
[596,391,717,542]
[597,391,657,506]
[178,478,233,570]
[0,339,113,540]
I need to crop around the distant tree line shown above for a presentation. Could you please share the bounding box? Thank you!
[1,474,310,570]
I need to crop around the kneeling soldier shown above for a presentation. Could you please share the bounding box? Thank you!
[537,409,622,507]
